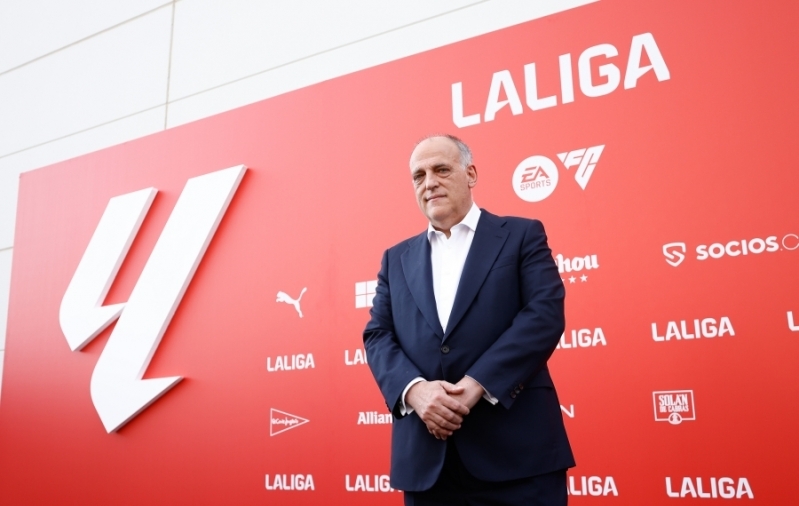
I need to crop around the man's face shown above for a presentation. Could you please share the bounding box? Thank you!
[409,137,477,232]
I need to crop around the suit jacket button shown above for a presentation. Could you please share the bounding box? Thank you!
[510,392,517,399]
[440,345,450,354]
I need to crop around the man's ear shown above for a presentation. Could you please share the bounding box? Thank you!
[467,165,478,187]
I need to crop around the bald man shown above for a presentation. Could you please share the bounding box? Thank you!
[364,135,574,505]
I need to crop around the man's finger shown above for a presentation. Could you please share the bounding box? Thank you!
[426,412,460,431]
[439,381,465,395]
[428,424,453,438]
[429,405,463,425]
[439,395,470,416]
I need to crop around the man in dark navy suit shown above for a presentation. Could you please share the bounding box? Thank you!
[364,135,574,505]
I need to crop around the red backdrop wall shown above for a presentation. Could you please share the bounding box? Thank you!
[2,0,797,503]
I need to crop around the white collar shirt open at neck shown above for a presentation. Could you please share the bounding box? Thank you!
[426,202,481,333]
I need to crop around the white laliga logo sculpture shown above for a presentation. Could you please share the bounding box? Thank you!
[276,288,307,318]
[59,165,246,433]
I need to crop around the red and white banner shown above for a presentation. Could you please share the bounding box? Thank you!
[2,0,797,503]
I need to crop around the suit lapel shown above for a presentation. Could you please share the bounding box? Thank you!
[444,211,508,341]
[401,232,444,339]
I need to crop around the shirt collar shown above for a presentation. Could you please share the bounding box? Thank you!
[427,203,481,240]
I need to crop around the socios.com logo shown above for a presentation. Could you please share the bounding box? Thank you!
[663,233,799,267]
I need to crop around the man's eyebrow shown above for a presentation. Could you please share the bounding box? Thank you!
[411,162,453,175]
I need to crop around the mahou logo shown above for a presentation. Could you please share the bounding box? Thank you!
[59,166,246,433]
[512,145,604,202]
[653,390,695,425]
[555,252,599,284]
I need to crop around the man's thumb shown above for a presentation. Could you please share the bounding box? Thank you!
[440,381,465,394]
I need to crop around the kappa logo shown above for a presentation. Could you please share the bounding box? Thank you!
[270,408,310,436]
[663,242,687,267]
[653,390,695,425]
[59,165,246,433]
[512,145,604,202]
[276,287,307,317]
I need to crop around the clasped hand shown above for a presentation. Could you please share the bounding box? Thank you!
[405,377,485,440]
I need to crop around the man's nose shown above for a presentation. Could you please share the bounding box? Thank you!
[424,173,439,190]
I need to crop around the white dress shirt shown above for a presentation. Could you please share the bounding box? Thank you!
[400,203,497,415]
[429,202,481,333]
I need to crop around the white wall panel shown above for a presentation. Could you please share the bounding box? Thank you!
[0,107,166,250]
[0,0,171,73]
[0,248,11,350]
[0,5,172,157]
[166,0,597,128]
[168,0,477,102]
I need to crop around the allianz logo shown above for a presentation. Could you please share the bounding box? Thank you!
[358,411,392,425]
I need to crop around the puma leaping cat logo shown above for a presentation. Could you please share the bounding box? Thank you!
[276,287,307,318]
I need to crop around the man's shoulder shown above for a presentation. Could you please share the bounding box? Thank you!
[384,230,426,255]
[479,209,546,232]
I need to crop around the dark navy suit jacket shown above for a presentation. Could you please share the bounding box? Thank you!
[363,210,575,492]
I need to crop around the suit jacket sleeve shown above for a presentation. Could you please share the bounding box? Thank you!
[363,249,424,418]
[465,219,565,409]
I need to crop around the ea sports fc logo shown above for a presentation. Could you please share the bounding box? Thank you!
[513,155,558,202]
[512,145,604,202]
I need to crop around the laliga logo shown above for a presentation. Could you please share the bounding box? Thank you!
[512,145,604,202]
[59,165,246,432]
